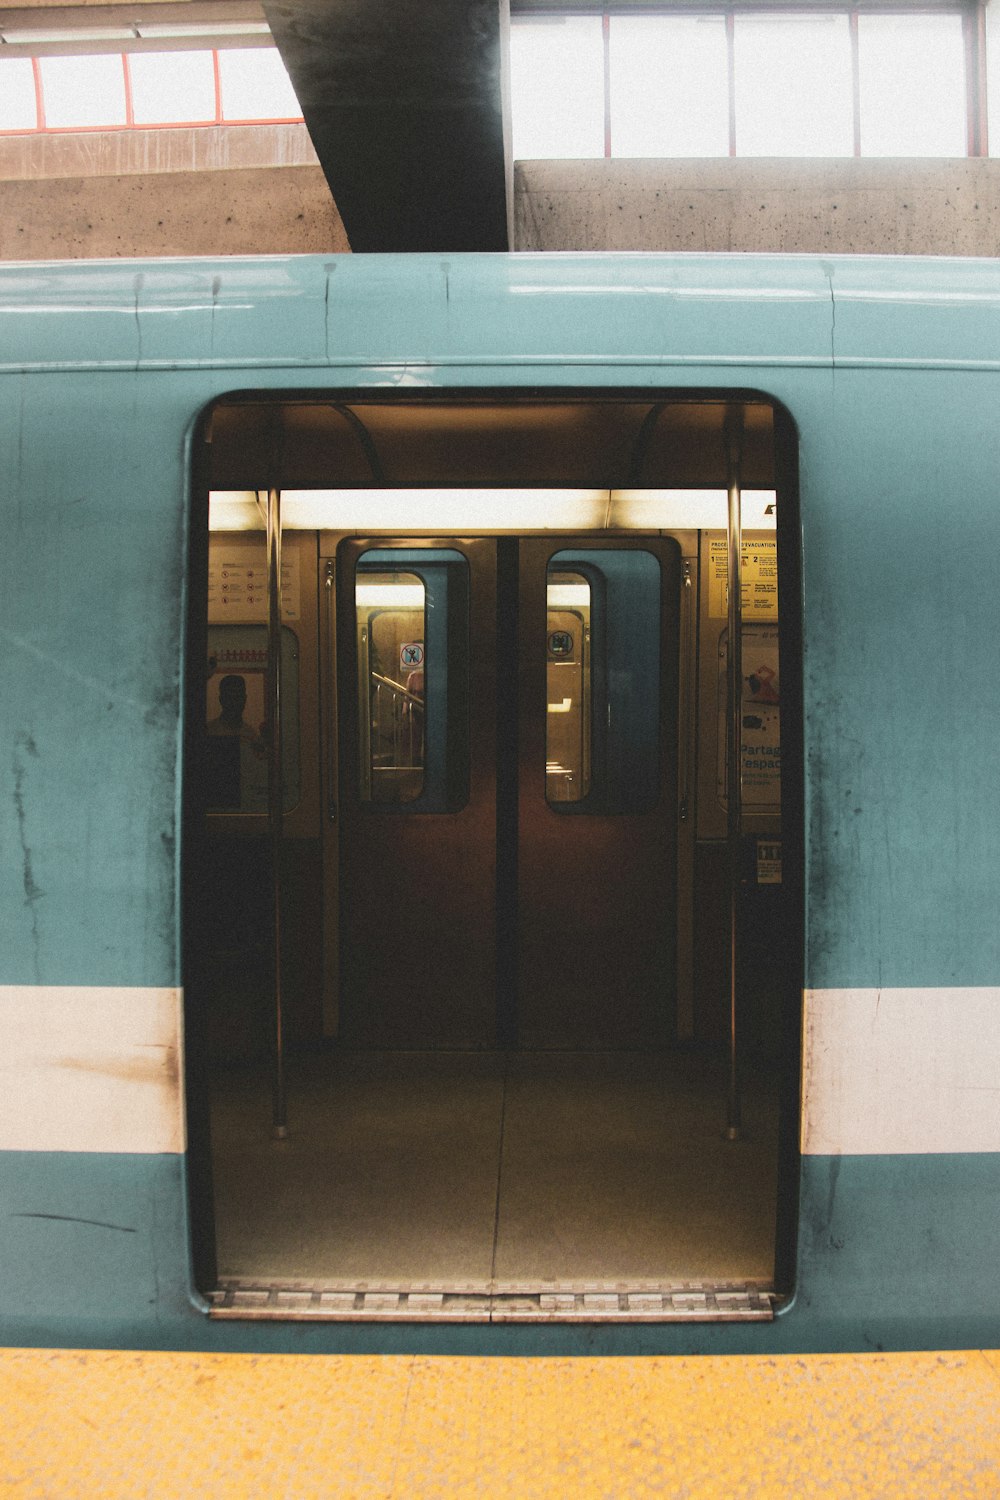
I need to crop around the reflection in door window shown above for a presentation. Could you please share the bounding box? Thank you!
[546,572,591,803]
[204,624,301,813]
[356,573,426,803]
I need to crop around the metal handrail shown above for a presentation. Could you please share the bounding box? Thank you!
[370,670,425,710]
[265,487,287,1141]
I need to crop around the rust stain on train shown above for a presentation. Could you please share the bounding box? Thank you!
[54,1045,180,1091]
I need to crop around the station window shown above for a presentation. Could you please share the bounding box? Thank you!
[40,54,128,129]
[510,6,983,158]
[0,45,303,134]
[0,58,38,131]
[217,48,301,122]
[130,51,217,127]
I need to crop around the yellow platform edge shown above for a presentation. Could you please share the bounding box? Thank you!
[2,1347,999,1498]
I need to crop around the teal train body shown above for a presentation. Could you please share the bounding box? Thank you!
[1,253,999,1353]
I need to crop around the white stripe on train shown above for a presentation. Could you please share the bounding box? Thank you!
[0,986,184,1154]
[3,984,998,1160]
[802,987,1000,1156]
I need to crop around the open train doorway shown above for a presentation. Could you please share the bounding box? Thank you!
[184,394,802,1323]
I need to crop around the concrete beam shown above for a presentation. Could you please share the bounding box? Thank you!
[0,123,319,182]
[263,0,511,251]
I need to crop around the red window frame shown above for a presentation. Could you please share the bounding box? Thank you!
[0,46,305,136]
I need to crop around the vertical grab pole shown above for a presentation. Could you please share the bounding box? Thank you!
[265,487,288,1139]
[725,408,745,1142]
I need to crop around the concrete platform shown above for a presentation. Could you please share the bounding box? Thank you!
[2,1346,998,1496]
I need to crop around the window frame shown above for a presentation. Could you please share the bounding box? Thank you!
[510,2,988,158]
[0,44,304,136]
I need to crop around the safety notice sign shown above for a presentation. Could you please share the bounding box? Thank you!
[708,538,777,621]
[208,541,300,623]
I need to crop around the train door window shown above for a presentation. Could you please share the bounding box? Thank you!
[354,548,470,813]
[546,548,662,814]
[205,624,301,813]
[356,570,426,803]
[545,571,591,803]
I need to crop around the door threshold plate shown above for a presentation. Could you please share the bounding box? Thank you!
[209,1279,774,1324]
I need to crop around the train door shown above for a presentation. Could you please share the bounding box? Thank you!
[332,536,680,1049]
[191,393,800,1317]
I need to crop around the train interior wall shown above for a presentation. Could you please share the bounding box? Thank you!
[185,395,801,1315]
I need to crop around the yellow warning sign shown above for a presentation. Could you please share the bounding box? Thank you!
[708,538,778,621]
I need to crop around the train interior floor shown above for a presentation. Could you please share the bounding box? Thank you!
[207,1048,780,1293]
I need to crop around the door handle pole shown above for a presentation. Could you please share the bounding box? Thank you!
[725,409,745,1142]
[324,559,337,822]
[266,487,288,1140]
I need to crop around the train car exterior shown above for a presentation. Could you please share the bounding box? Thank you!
[1,252,999,1354]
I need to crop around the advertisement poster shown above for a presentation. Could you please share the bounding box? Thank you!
[717,623,781,810]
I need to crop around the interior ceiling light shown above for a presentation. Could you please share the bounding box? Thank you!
[355,583,425,608]
[547,585,591,607]
[209,489,778,534]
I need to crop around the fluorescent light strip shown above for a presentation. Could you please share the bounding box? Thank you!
[209,489,777,534]
[547,585,591,607]
[356,584,425,608]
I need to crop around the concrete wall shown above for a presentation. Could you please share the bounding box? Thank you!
[4,124,1000,261]
[0,124,348,258]
[514,158,1000,256]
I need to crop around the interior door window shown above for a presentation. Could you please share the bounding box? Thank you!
[354,548,470,813]
[546,549,662,814]
[546,572,592,804]
[357,571,426,804]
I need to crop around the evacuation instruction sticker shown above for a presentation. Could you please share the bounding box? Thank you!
[208,541,301,623]
[708,537,778,620]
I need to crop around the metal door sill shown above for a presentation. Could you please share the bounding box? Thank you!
[208,1279,774,1324]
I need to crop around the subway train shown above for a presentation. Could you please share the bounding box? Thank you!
[1,251,998,1356]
